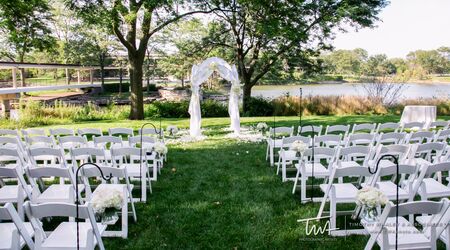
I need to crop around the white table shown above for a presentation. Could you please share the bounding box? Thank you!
[400,105,436,126]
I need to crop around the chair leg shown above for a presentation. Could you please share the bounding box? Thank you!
[292,168,300,194]
[300,175,307,202]
[330,198,336,234]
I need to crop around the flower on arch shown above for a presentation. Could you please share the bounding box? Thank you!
[209,62,218,71]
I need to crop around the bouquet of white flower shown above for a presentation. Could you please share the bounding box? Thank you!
[356,186,388,208]
[91,186,124,214]
[256,122,268,131]
[167,125,178,136]
[153,142,168,155]
[290,140,308,154]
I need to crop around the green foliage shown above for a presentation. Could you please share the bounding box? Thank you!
[242,97,274,117]
[407,49,449,75]
[200,99,228,117]
[103,82,130,93]
[0,0,55,61]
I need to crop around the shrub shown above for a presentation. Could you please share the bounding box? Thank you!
[147,84,158,91]
[201,99,228,117]
[243,97,274,116]
[103,82,130,93]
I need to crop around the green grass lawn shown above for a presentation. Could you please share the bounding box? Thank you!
[23,115,450,249]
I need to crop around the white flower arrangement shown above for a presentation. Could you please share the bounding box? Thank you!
[290,140,308,154]
[256,122,268,131]
[91,186,124,214]
[167,125,178,135]
[209,62,218,71]
[153,142,168,155]
[231,84,241,95]
[356,186,388,208]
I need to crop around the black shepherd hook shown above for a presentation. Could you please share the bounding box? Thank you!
[299,124,315,202]
[299,87,303,128]
[75,162,112,250]
[139,122,160,202]
[364,154,399,250]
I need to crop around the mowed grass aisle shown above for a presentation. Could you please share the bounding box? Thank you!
[103,133,367,249]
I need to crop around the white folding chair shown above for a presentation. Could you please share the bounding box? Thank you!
[376,132,407,146]
[26,166,78,204]
[364,199,450,250]
[25,135,56,149]
[0,129,19,137]
[345,133,376,147]
[351,123,376,134]
[297,125,322,137]
[434,129,450,143]
[28,147,68,169]
[129,136,161,177]
[139,127,164,137]
[325,124,350,137]
[405,131,435,144]
[78,128,103,147]
[369,144,411,170]
[292,147,337,202]
[111,147,151,202]
[416,200,450,249]
[314,134,342,148]
[59,136,88,163]
[409,142,446,170]
[336,145,371,169]
[49,128,75,139]
[109,128,134,146]
[70,148,108,168]
[24,201,106,250]
[266,126,294,166]
[93,136,123,163]
[276,136,311,182]
[413,162,450,201]
[429,121,449,131]
[400,121,425,132]
[81,165,137,238]
[0,203,35,250]
[0,165,32,219]
[21,128,46,137]
[376,122,400,133]
[369,164,419,202]
[317,166,373,236]
[0,138,28,165]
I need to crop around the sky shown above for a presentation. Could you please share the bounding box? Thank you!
[332,0,450,58]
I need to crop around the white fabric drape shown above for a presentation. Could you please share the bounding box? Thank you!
[400,105,436,126]
[188,57,241,137]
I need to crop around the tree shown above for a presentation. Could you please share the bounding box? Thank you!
[67,0,217,120]
[362,54,396,76]
[407,49,448,75]
[322,49,368,75]
[158,18,208,87]
[201,0,387,111]
[0,0,55,86]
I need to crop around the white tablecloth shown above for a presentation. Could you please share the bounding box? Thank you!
[400,105,436,125]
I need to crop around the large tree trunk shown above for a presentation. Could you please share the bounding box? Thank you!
[19,68,26,87]
[242,81,253,112]
[129,55,145,120]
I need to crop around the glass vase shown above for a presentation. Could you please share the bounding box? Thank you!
[100,208,119,225]
[362,206,379,222]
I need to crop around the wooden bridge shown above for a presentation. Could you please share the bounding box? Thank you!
[0,62,122,117]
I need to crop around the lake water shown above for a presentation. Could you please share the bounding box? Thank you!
[251,83,450,99]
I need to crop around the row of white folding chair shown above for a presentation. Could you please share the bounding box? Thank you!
[79,161,137,238]
[17,127,164,138]
[364,199,450,249]
[1,201,105,250]
[317,161,450,237]
[0,151,138,240]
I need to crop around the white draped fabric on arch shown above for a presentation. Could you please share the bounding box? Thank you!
[188,57,241,137]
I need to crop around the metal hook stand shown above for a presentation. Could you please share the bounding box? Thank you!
[299,88,302,128]
[139,122,161,203]
[299,124,315,203]
[355,154,399,250]
[75,162,112,250]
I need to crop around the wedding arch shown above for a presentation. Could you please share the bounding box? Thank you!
[188,57,241,137]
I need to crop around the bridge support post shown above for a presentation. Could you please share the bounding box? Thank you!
[89,69,93,84]
[77,70,81,85]
[12,68,17,88]
[0,99,11,118]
